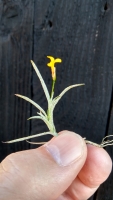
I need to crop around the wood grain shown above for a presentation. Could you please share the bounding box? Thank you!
[0,0,34,161]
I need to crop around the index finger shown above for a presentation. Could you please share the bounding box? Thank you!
[66,144,112,200]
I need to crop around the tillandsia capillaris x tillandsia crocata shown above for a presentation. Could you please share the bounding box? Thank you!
[3,56,113,147]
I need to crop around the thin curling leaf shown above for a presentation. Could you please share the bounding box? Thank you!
[53,83,85,107]
[31,60,50,102]
[3,132,53,143]
[27,116,43,121]
[15,94,47,117]
[28,116,53,131]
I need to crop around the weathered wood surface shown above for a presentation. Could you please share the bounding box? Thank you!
[0,0,113,199]
[0,0,34,160]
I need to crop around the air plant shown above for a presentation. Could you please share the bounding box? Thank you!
[3,56,113,148]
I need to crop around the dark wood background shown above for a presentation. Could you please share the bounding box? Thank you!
[0,0,113,199]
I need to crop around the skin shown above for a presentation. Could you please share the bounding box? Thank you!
[0,130,112,200]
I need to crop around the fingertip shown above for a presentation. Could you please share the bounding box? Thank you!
[88,144,112,177]
[66,144,112,200]
[78,144,112,187]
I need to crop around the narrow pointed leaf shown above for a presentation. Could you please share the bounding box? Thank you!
[28,116,53,131]
[53,84,85,107]
[15,94,47,116]
[31,60,50,102]
[27,116,43,120]
[3,132,53,143]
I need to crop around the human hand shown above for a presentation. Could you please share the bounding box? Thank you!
[0,131,112,200]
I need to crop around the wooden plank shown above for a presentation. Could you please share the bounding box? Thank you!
[0,0,34,161]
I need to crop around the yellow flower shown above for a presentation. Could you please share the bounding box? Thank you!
[47,56,62,80]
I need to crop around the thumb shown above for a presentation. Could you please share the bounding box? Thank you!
[0,131,87,200]
[42,131,87,199]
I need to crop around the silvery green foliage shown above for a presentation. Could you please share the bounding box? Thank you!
[4,60,84,144]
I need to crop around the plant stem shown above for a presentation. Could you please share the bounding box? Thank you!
[46,79,57,134]
[51,80,56,99]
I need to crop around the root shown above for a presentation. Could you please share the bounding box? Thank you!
[85,135,113,148]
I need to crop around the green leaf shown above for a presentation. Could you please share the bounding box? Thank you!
[31,60,50,102]
[15,94,47,117]
[28,116,53,131]
[3,132,53,143]
[53,84,85,107]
